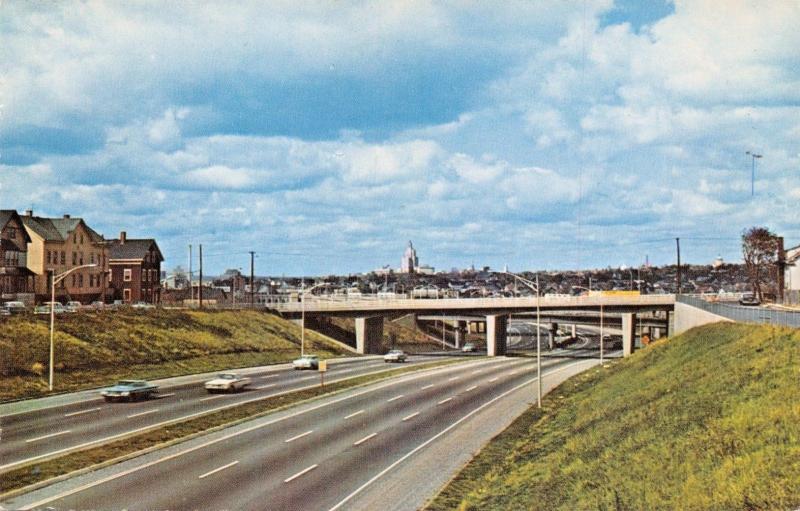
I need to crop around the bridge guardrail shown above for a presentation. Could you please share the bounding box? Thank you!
[677,295,800,328]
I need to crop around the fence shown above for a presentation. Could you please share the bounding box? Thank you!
[677,295,800,328]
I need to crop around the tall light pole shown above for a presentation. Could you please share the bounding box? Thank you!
[49,263,97,391]
[746,151,762,197]
[499,270,542,408]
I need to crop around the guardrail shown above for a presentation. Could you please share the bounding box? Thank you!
[677,295,800,328]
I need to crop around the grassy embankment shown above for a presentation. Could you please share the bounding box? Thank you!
[427,323,800,510]
[0,309,349,402]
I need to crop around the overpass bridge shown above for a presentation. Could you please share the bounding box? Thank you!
[271,295,675,357]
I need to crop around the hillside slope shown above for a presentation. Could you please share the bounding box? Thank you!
[0,309,350,402]
[427,323,800,510]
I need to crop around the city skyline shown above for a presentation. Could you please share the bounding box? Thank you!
[2,1,799,275]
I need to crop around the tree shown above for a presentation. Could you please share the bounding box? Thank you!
[741,227,779,301]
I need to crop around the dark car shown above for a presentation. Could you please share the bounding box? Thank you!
[101,380,159,402]
[739,293,761,306]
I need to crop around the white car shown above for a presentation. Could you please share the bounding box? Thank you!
[462,342,477,352]
[204,373,252,393]
[292,355,319,370]
[384,350,407,363]
[65,301,82,312]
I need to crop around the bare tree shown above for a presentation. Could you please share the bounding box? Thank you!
[741,227,779,301]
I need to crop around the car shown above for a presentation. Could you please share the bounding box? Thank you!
[3,301,26,314]
[39,302,67,314]
[739,293,761,306]
[101,380,159,402]
[34,305,52,315]
[292,355,319,370]
[204,372,252,393]
[0,308,9,316]
[462,342,477,352]
[132,301,155,309]
[65,301,82,312]
[89,301,106,310]
[384,350,407,363]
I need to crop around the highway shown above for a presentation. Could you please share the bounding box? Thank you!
[0,355,447,473]
[3,354,605,511]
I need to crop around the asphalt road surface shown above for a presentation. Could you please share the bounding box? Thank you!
[0,355,447,473]
[4,355,601,511]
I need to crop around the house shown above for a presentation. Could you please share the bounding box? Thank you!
[20,211,110,303]
[784,243,800,303]
[0,210,37,301]
[109,232,164,304]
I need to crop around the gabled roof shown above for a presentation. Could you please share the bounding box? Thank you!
[0,210,33,243]
[109,238,164,262]
[20,215,104,243]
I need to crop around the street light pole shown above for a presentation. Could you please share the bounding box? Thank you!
[746,151,763,197]
[49,263,97,391]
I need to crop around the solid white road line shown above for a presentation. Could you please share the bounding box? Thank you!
[387,395,404,403]
[447,376,460,381]
[127,409,159,419]
[260,374,279,379]
[284,464,318,483]
[64,407,101,418]
[465,385,478,392]
[158,393,176,398]
[25,430,71,443]
[344,410,364,420]
[489,377,499,382]
[401,412,419,422]
[327,358,597,511]
[285,430,313,443]
[198,460,239,479]
[421,384,435,390]
[353,433,377,446]
[437,397,453,405]
[254,384,277,390]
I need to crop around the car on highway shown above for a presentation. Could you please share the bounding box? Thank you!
[461,342,477,352]
[739,293,761,306]
[204,372,252,393]
[292,355,319,370]
[101,380,159,402]
[383,349,407,363]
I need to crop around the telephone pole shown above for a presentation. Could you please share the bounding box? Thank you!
[249,251,255,308]
[676,237,681,295]
[188,244,193,304]
[199,244,203,308]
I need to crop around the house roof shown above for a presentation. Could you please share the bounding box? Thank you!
[109,238,164,262]
[20,215,104,243]
[0,210,33,243]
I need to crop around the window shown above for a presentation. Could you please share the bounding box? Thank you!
[7,227,16,239]
[80,234,84,244]
[78,274,83,288]
[90,253,95,264]
[71,274,76,287]
[124,289,131,301]
[72,252,77,265]
[61,251,66,265]
[73,234,77,243]
[124,269,132,282]
[47,251,51,264]
[79,252,84,265]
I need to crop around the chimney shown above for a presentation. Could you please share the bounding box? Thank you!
[25,209,33,217]
[63,214,71,219]
[120,231,127,244]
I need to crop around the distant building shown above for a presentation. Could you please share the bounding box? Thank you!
[401,241,419,273]
[109,231,164,304]
[0,210,36,300]
[20,211,109,303]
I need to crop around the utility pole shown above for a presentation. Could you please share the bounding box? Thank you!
[199,244,203,309]
[250,251,255,309]
[676,237,682,295]
[777,236,785,304]
[746,151,763,197]
[189,244,193,304]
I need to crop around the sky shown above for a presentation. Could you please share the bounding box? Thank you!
[1,0,799,276]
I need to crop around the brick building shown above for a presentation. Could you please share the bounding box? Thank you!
[0,210,36,301]
[109,232,164,304]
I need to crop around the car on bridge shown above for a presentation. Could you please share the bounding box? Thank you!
[293,355,319,370]
[204,373,251,393]
[739,293,760,306]
[461,342,477,352]
[383,350,407,363]
[101,380,159,402]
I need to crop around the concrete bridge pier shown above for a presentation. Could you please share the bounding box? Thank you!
[454,320,467,348]
[486,314,508,356]
[355,316,384,354]
[621,313,637,357]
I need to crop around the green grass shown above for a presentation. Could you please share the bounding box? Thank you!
[426,323,800,511]
[0,309,350,402]
[0,358,463,496]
